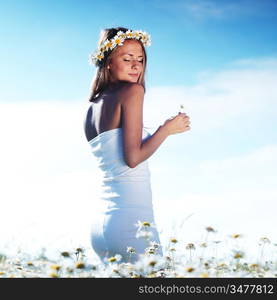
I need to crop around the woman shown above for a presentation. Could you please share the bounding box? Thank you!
[83,27,190,264]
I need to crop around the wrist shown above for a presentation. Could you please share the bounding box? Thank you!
[159,124,170,137]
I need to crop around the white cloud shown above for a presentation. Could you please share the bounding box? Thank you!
[157,0,277,21]
[144,56,277,134]
[183,0,234,19]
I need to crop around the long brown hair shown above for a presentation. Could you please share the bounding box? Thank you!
[88,27,148,103]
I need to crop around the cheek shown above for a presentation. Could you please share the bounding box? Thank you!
[121,64,129,72]
[111,61,130,75]
[118,65,130,76]
[114,63,127,73]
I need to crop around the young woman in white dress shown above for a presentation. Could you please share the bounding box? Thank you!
[84,27,191,264]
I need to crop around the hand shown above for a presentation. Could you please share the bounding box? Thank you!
[162,112,191,136]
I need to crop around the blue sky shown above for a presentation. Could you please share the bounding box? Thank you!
[1,0,277,100]
[0,0,276,261]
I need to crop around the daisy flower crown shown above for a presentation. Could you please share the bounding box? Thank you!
[88,29,151,67]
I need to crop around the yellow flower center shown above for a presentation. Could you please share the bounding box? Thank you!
[108,257,117,263]
[143,221,150,227]
[50,264,61,271]
[105,42,112,49]
[75,262,85,269]
[186,267,194,272]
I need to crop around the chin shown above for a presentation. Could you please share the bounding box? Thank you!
[117,78,138,84]
[121,79,136,84]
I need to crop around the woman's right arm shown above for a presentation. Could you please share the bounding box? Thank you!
[120,83,190,168]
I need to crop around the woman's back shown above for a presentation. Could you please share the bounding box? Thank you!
[84,84,125,142]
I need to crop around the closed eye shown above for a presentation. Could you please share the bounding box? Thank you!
[124,59,143,63]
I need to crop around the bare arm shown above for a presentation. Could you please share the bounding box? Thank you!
[120,83,169,168]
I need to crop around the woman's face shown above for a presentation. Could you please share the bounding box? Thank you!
[107,39,144,84]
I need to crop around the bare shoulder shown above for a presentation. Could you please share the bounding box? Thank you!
[117,82,145,104]
[118,82,145,92]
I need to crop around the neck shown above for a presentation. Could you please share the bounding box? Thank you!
[106,81,128,92]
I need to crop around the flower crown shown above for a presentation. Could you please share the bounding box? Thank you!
[88,29,151,67]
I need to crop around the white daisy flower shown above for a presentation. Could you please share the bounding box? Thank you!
[88,55,95,66]
[149,241,161,249]
[146,39,151,47]
[134,253,165,275]
[111,35,124,48]
[135,220,155,231]
[126,246,136,254]
[96,51,104,61]
[144,246,156,254]
[104,254,122,264]
[133,30,141,39]
[116,30,125,38]
[103,39,113,51]
[88,51,101,65]
[125,30,135,38]
[142,34,151,46]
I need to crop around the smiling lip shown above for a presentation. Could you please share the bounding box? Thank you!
[129,74,138,77]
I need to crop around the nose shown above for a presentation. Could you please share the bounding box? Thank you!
[131,60,141,70]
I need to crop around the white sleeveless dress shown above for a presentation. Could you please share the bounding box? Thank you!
[88,127,162,263]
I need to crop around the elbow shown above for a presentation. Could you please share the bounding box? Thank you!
[128,163,137,169]
[125,157,138,168]
[127,161,138,169]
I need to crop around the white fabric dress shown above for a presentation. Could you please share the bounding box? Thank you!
[88,127,162,263]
